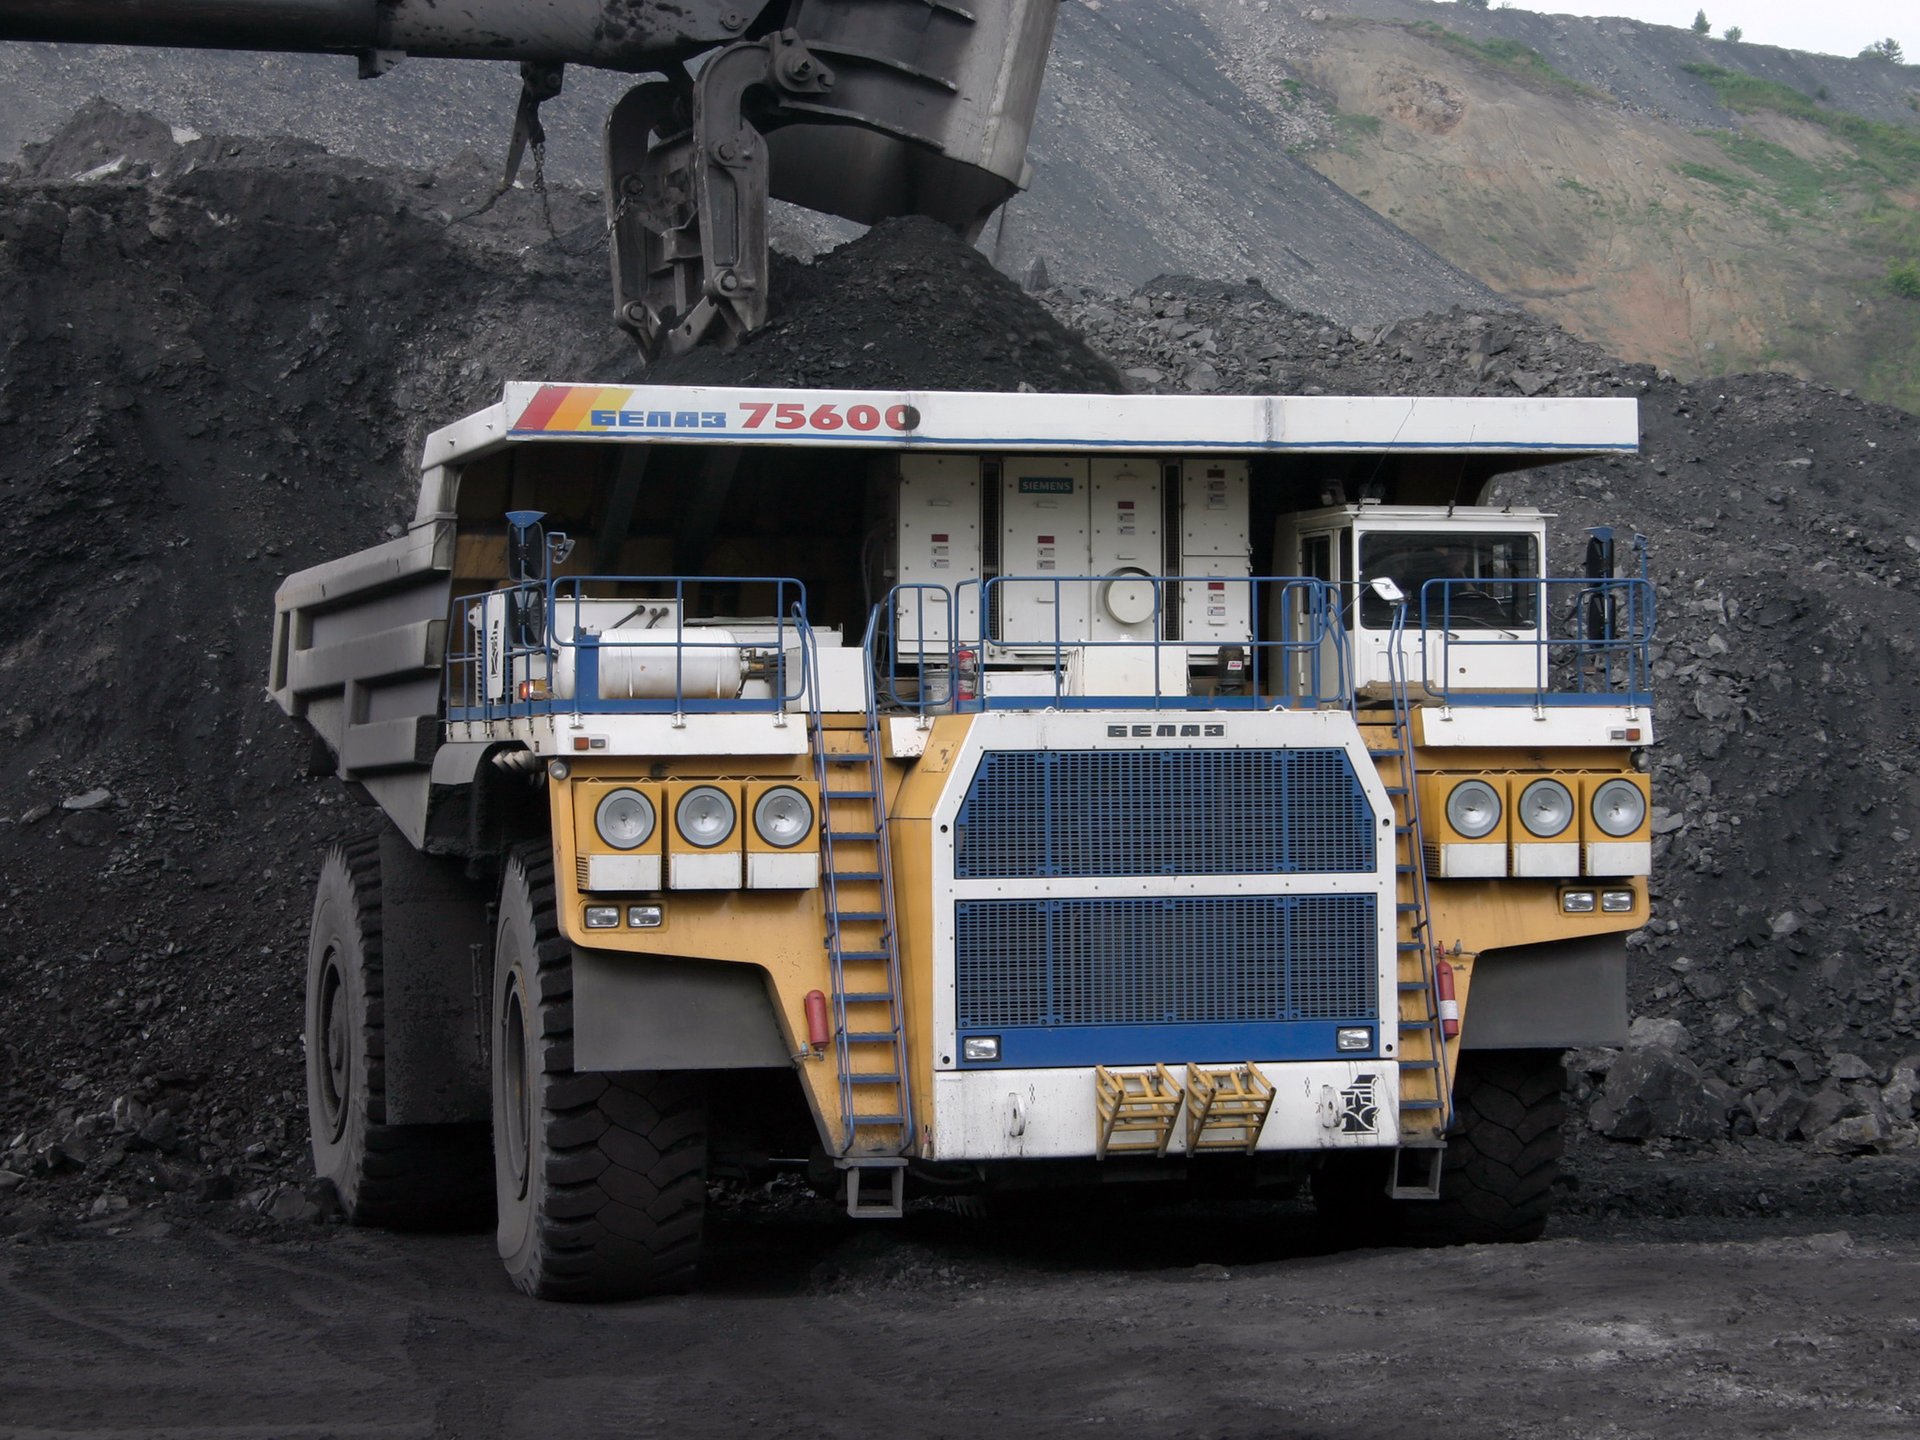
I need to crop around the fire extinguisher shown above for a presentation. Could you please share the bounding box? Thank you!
[954,645,979,704]
[1435,956,1460,1039]
[804,990,831,1051]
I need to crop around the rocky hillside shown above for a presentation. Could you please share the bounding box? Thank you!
[1237,0,1920,411]
[4,2,1916,407]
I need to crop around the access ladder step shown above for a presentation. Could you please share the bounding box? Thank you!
[837,949,893,962]
[823,753,874,764]
[1400,1099,1445,1111]
[842,1031,900,1045]
[849,1072,902,1085]
[829,871,883,883]
[1389,1145,1446,1201]
[825,790,878,801]
[843,1161,907,1220]
[840,992,897,1005]
[828,831,881,843]
[833,911,888,923]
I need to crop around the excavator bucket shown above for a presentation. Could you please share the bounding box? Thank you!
[0,0,1060,357]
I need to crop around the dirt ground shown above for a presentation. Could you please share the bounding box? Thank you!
[5,1149,1919,1440]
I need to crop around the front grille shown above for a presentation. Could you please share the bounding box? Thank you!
[954,895,1378,1028]
[954,748,1374,878]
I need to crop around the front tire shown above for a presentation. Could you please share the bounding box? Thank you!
[491,845,708,1300]
[304,837,491,1228]
[1412,1049,1565,1244]
[1311,1050,1566,1247]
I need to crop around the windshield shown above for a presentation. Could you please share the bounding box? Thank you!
[1358,531,1540,630]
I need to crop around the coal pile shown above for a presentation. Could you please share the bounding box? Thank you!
[0,108,1121,1239]
[1,104,1916,1242]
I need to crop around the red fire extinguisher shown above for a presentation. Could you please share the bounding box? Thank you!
[1435,956,1460,1039]
[954,645,979,703]
[804,990,831,1050]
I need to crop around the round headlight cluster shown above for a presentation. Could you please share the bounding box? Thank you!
[1590,778,1647,837]
[594,788,655,850]
[1446,780,1502,839]
[753,786,814,848]
[1518,779,1575,838]
[675,785,737,849]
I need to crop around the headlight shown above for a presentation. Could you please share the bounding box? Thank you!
[1591,778,1647,837]
[752,786,814,849]
[674,785,736,848]
[1518,779,1574,838]
[594,788,656,850]
[1446,780,1502,839]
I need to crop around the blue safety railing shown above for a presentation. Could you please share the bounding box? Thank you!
[967,575,1348,711]
[865,575,1351,715]
[1415,575,1654,707]
[443,575,811,723]
[871,583,961,715]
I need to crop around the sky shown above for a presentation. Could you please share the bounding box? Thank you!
[1461,1,1910,59]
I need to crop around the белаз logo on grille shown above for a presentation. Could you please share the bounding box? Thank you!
[1107,723,1226,738]
[1338,1073,1379,1134]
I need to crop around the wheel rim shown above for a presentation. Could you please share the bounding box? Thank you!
[501,976,531,1201]
[316,945,349,1143]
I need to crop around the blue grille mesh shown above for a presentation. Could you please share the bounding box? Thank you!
[954,896,1378,1028]
[954,749,1374,878]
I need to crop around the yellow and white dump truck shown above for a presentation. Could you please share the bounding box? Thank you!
[271,384,1653,1298]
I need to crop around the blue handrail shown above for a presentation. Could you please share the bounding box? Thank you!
[1416,575,1655,707]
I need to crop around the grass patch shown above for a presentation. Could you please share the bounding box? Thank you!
[1330,111,1382,155]
[1677,161,1756,198]
[1557,176,1600,198]
[1404,22,1602,98]
[1891,261,1920,299]
[1683,62,1920,183]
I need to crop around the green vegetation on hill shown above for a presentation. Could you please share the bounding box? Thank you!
[1677,62,1920,391]
[1683,63,1920,180]
[1403,22,1602,99]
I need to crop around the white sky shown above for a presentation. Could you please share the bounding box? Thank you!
[1458,2,1910,59]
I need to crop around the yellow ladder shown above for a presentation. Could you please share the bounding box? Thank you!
[813,720,912,1169]
[1365,723,1451,1147]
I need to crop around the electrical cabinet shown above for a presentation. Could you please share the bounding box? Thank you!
[1088,458,1163,642]
[996,456,1089,649]
[1176,460,1251,653]
[892,454,980,658]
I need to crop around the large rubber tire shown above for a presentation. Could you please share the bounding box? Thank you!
[1415,1049,1566,1243]
[305,837,492,1228]
[1311,1049,1566,1247]
[491,845,708,1300]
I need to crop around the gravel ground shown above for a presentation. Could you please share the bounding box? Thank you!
[1,105,1917,1246]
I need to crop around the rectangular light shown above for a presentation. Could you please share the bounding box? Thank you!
[962,1036,1001,1062]
[627,904,664,928]
[1561,890,1597,914]
[1336,1027,1373,1052]
[1601,890,1635,913]
[583,905,620,929]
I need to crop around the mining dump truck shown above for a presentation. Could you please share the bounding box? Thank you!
[268,383,1653,1298]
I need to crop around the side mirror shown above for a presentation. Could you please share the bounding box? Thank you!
[1368,577,1405,605]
